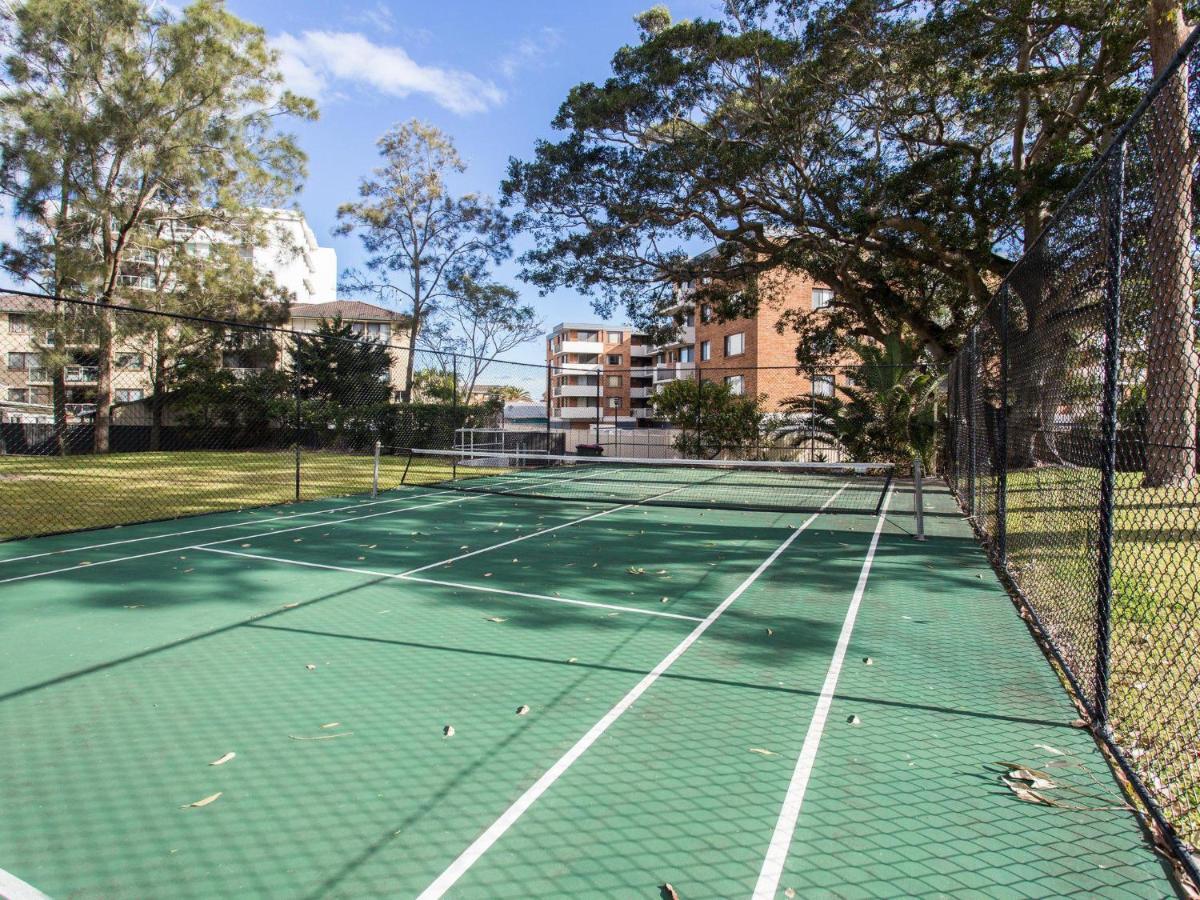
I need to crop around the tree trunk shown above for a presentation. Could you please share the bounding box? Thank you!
[93,304,113,453]
[1143,0,1197,487]
[52,368,68,456]
[402,313,419,402]
[150,347,166,452]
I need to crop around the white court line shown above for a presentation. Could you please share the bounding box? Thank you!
[0,492,479,587]
[416,483,850,899]
[399,502,632,577]
[0,867,50,900]
[0,487,456,566]
[197,547,704,623]
[400,574,704,623]
[0,467,616,587]
[752,485,895,899]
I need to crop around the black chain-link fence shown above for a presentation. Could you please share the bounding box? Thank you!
[946,27,1200,883]
[1,290,934,540]
[0,292,550,539]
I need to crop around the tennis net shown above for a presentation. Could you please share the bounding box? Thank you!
[401,448,897,515]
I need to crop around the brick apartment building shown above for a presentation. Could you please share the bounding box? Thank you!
[546,268,836,430]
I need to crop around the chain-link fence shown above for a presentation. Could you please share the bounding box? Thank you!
[1,290,932,540]
[946,27,1200,883]
[0,292,550,539]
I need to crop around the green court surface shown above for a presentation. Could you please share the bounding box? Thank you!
[0,470,1179,898]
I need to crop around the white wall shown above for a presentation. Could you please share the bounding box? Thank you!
[252,210,337,304]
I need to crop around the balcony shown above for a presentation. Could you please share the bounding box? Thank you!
[557,340,604,355]
[556,362,602,374]
[629,366,654,378]
[631,407,655,419]
[554,384,600,398]
[629,386,651,399]
[653,363,695,384]
[64,365,99,384]
[556,406,602,420]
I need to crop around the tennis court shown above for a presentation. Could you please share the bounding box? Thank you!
[0,456,1176,897]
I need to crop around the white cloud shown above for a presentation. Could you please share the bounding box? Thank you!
[498,28,564,79]
[272,31,505,115]
[347,3,396,36]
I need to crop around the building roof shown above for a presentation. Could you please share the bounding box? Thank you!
[0,293,56,313]
[290,300,410,324]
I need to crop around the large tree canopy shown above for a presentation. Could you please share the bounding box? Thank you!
[504,0,1160,363]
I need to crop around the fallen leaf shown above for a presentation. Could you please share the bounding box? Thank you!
[305,664,316,671]
[485,616,507,623]
[660,884,680,900]
[516,705,530,716]
[847,714,862,725]
[863,657,874,666]
[181,792,222,809]
[282,602,299,609]
[209,752,236,766]
[443,725,455,737]
[749,748,776,757]
[320,722,340,729]
[289,732,353,741]
[1034,743,1065,756]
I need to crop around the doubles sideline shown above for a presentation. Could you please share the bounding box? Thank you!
[416,483,854,899]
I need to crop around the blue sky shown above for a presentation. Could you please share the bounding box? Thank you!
[226,0,718,364]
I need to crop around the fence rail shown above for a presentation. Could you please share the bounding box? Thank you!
[945,25,1200,884]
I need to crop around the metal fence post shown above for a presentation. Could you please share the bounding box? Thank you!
[1095,146,1126,729]
[372,439,381,499]
[694,362,703,457]
[595,374,602,441]
[966,330,977,517]
[451,355,459,450]
[997,290,1009,565]
[293,332,302,503]
[545,363,552,451]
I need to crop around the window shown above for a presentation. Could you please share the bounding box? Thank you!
[725,375,745,396]
[679,346,694,363]
[8,314,28,334]
[7,388,28,403]
[812,288,834,310]
[699,340,711,361]
[114,388,145,403]
[607,354,622,366]
[724,332,745,356]
[655,353,665,365]
[30,387,50,405]
[700,304,712,323]
[115,353,144,369]
[606,374,622,387]
[606,331,621,343]
[683,312,694,327]
[8,351,39,370]
[578,330,598,341]
[813,374,835,397]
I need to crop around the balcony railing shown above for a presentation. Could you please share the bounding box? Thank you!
[64,365,99,384]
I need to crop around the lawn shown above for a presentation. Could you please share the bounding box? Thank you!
[1002,466,1200,846]
[0,450,417,540]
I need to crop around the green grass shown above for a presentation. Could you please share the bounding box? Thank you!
[1003,467,1200,845]
[0,450,419,540]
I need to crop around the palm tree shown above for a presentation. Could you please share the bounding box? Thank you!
[786,335,942,470]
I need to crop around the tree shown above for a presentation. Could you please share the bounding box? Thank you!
[292,316,393,446]
[490,385,532,402]
[652,377,768,459]
[118,227,293,449]
[790,335,942,471]
[503,2,1150,366]
[0,0,315,453]
[1142,0,1196,486]
[336,121,512,400]
[426,275,543,398]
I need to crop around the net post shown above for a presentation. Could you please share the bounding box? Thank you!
[1094,145,1125,730]
[912,457,926,541]
[372,439,381,499]
[401,450,413,485]
[293,331,301,503]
